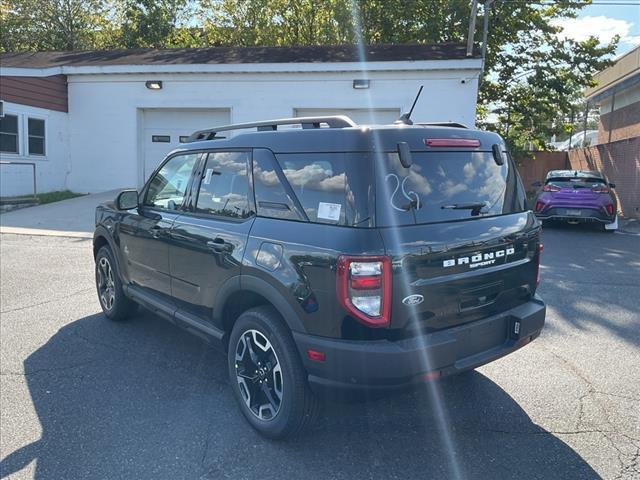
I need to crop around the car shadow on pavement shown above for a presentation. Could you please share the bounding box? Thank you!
[538,222,640,348]
[1,310,599,480]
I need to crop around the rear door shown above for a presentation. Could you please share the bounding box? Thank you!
[376,150,540,334]
[168,150,255,321]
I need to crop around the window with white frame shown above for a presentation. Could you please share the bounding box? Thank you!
[0,114,19,154]
[28,118,46,156]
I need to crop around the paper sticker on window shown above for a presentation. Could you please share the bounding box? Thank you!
[317,202,341,222]
[203,168,214,185]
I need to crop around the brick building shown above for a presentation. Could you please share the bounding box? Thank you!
[586,46,640,144]
[568,46,640,219]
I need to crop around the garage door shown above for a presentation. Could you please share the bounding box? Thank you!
[294,108,401,126]
[141,108,230,182]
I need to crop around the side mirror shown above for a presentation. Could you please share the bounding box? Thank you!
[609,183,616,189]
[531,181,542,188]
[397,142,413,168]
[116,189,139,210]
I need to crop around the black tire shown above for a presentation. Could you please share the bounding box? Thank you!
[95,246,136,321]
[227,306,319,439]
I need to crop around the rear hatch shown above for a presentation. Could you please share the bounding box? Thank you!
[545,176,608,208]
[375,149,541,335]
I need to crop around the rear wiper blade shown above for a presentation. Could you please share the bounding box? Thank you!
[441,202,488,216]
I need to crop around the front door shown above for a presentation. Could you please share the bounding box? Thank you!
[169,150,255,321]
[121,152,200,300]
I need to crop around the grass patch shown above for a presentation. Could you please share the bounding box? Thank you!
[2,190,86,205]
[35,190,86,204]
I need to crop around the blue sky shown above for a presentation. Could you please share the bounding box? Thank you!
[553,0,640,56]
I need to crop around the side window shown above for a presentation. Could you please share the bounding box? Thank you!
[276,153,348,225]
[253,149,304,221]
[195,151,253,219]
[145,153,198,210]
[28,118,45,156]
[0,114,19,154]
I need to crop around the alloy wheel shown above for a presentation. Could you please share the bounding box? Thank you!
[234,329,284,421]
[97,257,116,311]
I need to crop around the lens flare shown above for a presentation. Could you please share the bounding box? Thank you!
[348,2,464,478]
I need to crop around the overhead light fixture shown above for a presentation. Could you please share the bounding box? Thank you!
[145,80,163,90]
[353,79,370,89]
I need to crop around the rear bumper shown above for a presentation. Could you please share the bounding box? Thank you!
[535,207,613,224]
[293,295,545,395]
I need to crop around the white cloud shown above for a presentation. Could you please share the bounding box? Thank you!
[552,16,640,47]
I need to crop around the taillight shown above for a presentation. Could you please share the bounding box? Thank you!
[606,204,614,216]
[592,185,610,194]
[424,138,481,148]
[534,201,544,212]
[337,256,391,328]
[542,184,561,192]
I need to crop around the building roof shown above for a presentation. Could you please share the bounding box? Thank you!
[585,45,640,103]
[0,43,478,69]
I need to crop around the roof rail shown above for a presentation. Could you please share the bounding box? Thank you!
[417,122,469,129]
[185,115,357,142]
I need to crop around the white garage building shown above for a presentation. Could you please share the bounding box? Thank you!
[0,44,481,195]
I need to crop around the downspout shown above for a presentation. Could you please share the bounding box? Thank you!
[608,90,616,144]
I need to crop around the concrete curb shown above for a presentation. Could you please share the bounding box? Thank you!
[0,226,92,239]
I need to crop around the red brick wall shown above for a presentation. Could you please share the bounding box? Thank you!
[598,100,640,144]
[568,136,640,218]
[516,151,569,191]
[0,75,68,112]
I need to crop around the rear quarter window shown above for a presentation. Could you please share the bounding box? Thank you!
[276,153,372,227]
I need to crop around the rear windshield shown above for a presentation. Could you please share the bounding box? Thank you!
[546,177,605,188]
[376,151,525,226]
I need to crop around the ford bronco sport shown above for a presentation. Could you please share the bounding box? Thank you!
[94,115,545,439]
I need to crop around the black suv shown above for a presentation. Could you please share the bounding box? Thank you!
[94,115,545,438]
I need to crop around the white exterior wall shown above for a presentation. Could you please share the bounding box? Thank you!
[66,67,479,193]
[0,101,70,196]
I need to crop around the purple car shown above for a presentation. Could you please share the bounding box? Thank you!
[532,170,618,232]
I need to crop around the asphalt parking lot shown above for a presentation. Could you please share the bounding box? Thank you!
[1,224,638,480]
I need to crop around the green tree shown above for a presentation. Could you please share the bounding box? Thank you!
[198,0,354,46]
[115,0,198,48]
[1,0,111,51]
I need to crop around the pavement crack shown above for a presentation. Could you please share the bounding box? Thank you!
[1,359,97,376]
[1,287,93,314]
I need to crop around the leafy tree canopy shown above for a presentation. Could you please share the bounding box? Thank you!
[0,0,617,152]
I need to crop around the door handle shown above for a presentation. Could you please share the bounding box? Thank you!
[207,238,231,253]
[150,226,164,239]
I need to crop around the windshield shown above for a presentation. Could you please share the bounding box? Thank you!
[376,151,525,226]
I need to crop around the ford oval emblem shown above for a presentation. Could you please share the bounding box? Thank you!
[402,294,424,306]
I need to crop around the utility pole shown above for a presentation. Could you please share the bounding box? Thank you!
[467,0,479,57]
[479,0,495,87]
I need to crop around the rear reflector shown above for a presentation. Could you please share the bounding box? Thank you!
[420,370,442,382]
[425,138,481,148]
[307,349,326,362]
[606,204,614,215]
